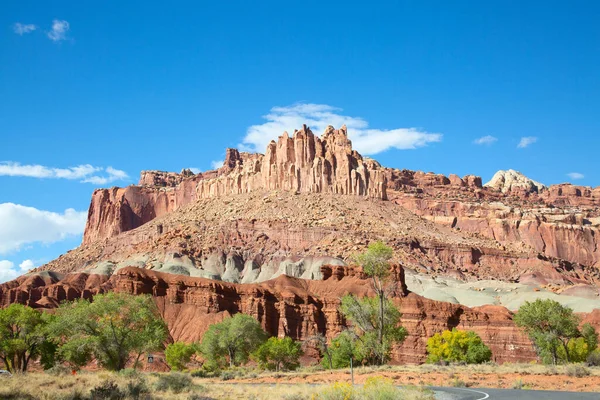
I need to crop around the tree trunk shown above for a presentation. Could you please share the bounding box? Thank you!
[229,349,234,368]
[379,291,384,346]
[562,341,571,363]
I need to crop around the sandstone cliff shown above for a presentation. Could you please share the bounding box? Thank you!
[83,125,387,244]
[0,266,539,364]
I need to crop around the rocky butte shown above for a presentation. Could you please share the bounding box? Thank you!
[2,124,600,364]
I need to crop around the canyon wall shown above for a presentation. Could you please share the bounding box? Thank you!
[0,266,539,364]
[83,125,387,244]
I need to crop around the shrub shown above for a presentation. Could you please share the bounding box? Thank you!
[118,368,140,379]
[166,342,197,371]
[512,379,524,390]
[253,337,303,371]
[46,364,72,376]
[154,372,193,393]
[426,329,492,364]
[220,371,235,381]
[312,382,357,400]
[0,392,37,400]
[125,379,149,400]
[191,369,207,378]
[61,389,87,400]
[187,395,214,400]
[586,350,600,367]
[362,377,402,400]
[313,378,433,400]
[450,378,467,387]
[89,380,124,400]
[565,364,590,378]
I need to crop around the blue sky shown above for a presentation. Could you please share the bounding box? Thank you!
[1,1,599,281]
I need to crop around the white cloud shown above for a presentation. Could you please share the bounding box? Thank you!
[13,23,37,35]
[0,203,87,254]
[518,136,538,148]
[19,259,35,271]
[47,19,70,42]
[0,260,19,283]
[0,259,37,283]
[81,166,129,185]
[473,135,498,145]
[241,103,441,155]
[567,172,584,180]
[0,162,128,185]
[211,160,224,170]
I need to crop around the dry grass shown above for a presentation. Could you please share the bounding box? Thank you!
[2,362,600,399]
[0,371,431,400]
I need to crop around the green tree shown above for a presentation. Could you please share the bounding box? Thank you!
[199,313,267,369]
[48,293,168,371]
[166,342,197,371]
[253,336,303,372]
[320,330,360,369]
[514,299,582,365]
[426,329,492,364]
[0,304,47,373]
[340,294,407,365]
[355,241,394,347]
[582,323,598,353]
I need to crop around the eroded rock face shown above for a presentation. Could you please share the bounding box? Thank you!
[83,125,387,244]
[0,266,538,364]
[484,169,547,195]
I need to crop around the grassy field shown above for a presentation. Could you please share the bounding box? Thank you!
[1,363,599,399]
[0,370,434,400]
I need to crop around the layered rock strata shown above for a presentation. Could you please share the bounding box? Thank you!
[83,125,387,244]
[0,266,539,364]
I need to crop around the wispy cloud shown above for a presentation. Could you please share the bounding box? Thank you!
[473,135,498,146]
[211,160,224,169]
[81,167,129,185]
[47,19,70,42]
[517,136,538,148]
[242,103,442,155]
[0,203,87,255]
[13,23,37,35]
[0,162,128,185]
[567,172,584,180]
[0,259,37,283]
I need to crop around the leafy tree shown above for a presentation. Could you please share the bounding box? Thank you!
[355,241,394,347]
[37,339,58,370]
[165,342,197,371]
[199,313,267,369]
[514,299,584,365]
[56,337,93,369]
[581,323,598,353]
[340,294,407,365]
[0,304,47,373]
[253,336,303,371]
[558,324,599,363]
[48,293,168,371]
[320,330,360,369]
[426,329,492,364]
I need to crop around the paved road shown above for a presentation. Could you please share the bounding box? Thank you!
[430,386,600,399]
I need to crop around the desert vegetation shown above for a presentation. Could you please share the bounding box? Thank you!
[426,329,492,364]
[514,298,599,365]
[2,243,600,399]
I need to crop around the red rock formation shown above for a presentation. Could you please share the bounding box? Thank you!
[0,266,538,364]
[83,125,387,244]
